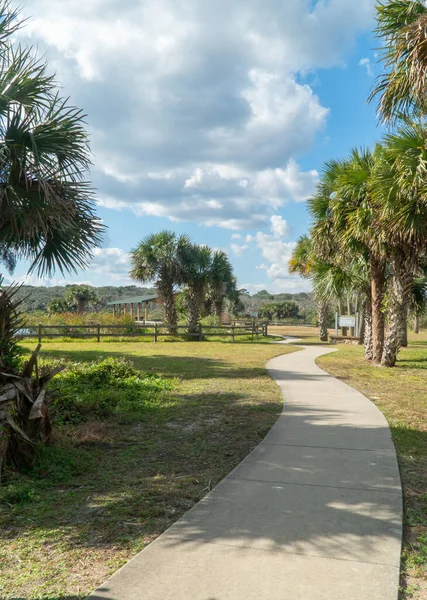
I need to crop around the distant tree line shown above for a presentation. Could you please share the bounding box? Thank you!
[258,301,300,322]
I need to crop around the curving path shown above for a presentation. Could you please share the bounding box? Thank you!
[88,345,402,600]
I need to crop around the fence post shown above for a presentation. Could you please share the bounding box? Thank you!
[154,323,158,343]
[251,323,254,342]
[97,324,101,343]
[199,323,203,341]
[231,325,235,343]
[38,323,42,344]
[256,325,259,340]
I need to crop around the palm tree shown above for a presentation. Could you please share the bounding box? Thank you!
[0,2,103,472]
[289,235,330,341]
[130,231,190,328]
[224,278,245,318]
[323,148,388,363]
[370,0,427,123]
[208,250,234,323]
[0,17,103,279]
[313,257,373,359]
[372,122,427,366]
[181,244,213,333]
[66,285,98,313]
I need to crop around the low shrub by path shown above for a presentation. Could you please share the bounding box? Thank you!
[0,341,297,600]
[317,344,427,600]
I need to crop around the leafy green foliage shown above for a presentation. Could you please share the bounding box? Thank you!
[259,301,300,321]
[0,278,26,369]
[370,0,427,123]
[48,284,99,313]
[51,358,175,422]
[0,2,104,278]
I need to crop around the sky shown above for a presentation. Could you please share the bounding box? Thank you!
[10,0,383,293]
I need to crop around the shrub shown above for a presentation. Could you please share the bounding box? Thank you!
[50,358,174,423]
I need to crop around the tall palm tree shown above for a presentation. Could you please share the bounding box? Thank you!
[370,0,427,123]
[372,122,427,366]
[0,1,103,472]
[0,7,103,282]
[181,244,213,333]
[289,235,330,342]
[208,250,234,323]
[325,148,388,363]
[130,231,190,329]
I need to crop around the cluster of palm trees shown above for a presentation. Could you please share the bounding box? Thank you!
[290,0,427,367]
[130,231,237,332]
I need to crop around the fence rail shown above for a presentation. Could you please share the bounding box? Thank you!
[19,322,269,343]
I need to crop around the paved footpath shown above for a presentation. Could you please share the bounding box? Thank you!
[89,345,402,600]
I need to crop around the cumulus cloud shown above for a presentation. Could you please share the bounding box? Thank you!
[231,243,249,257]
[240,215,312,293]
[7,248,134,288]
[18,0,375,230]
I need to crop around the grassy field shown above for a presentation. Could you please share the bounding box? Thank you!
[0,340,296,600]
[316,333,427,600]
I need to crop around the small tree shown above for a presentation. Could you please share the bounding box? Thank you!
[66,285,98,313]
[289,236,330,342]
[130,231,190,329]
[181,244,212,334]
[47,297,72,314]
[208,251,234,323]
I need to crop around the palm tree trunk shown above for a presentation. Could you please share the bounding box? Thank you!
[363,300,373,360]
[414,313,420,334]
[213,297,223,325]
[382,253,413,367]
[77,299,86,313]
[187,287,202,335]
[317,300,328,342]
[159,283,177,331]
[370,255,386,364]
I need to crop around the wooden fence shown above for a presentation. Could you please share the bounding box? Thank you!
[19,322,269,343]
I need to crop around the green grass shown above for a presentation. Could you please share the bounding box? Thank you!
[0,340,296,600]
[316,339,427,600]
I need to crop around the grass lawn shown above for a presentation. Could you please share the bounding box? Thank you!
[316,333,427,600]
[0,340,296,600]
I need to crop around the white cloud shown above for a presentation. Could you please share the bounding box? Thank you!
[270,215,289,238]
[231,234,242,240]
[231,243,249,257]
[17,0,375,230]
[359,57,373,77]
[242,215,312,293]
[88,248,132,283]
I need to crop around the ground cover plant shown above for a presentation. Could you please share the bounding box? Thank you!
[316,333,427,599]
[0,341,296,599]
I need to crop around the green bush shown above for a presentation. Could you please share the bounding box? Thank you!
[50,357,174,423]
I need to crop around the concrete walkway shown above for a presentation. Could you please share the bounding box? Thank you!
[89,346,402,600]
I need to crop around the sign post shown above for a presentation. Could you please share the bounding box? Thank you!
[337,315,360,338]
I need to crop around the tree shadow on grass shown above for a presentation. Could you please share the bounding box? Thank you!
[35,348,281,380]
[5,362,423,600]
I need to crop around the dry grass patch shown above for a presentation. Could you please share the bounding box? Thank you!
[0,341,295,600]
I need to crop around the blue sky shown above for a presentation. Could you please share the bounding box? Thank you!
[11,0,383,293]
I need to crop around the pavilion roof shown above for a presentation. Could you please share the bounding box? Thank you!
[107,295,158,306]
